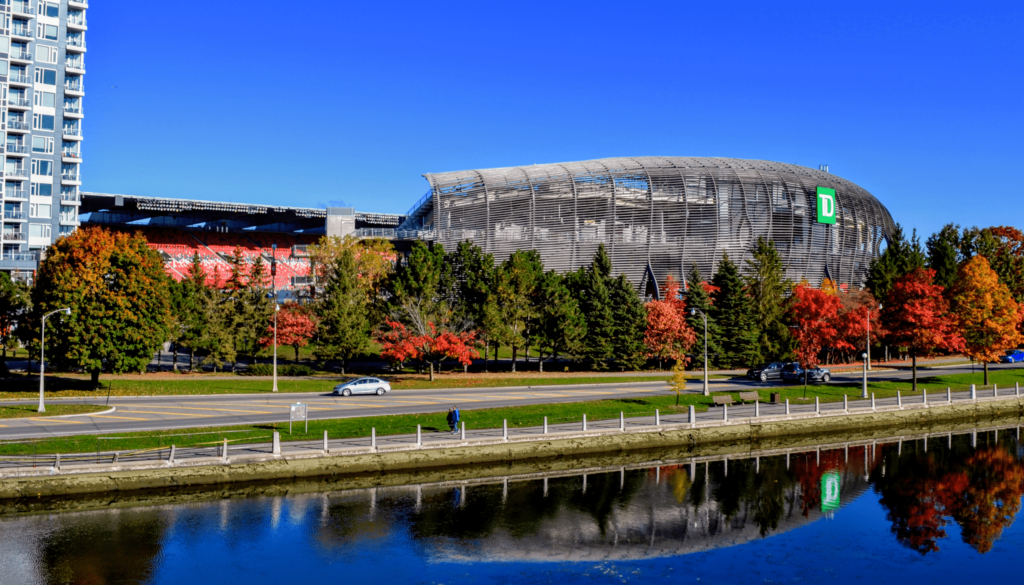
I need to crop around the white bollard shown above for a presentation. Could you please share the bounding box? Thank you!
[503,419,508,441]
[54,453,61,470]
[324,430,330,452]
[754,400,760,418]
[785,398,790,416]
[815,397,820,415]
[923,389,928,407]
[947,387,952,404]
[994,384,998,398]
[723,403,728,422]
[689,405,695,427]
[416,425,421,447]
[113,452,119,465]
[871,393,876,410]
[169,445,176,464]
[897,391,902,409]
[620,411,625,432]
[543,416,548,434]
[222,439,228,461]
[582,414,587,431]
[971,384,977,401]
[1016,382,1020,397]
[272,432,280,455]
[843,395,848,413]
[655,409,660,427]
[461,421,465,441]
[371,427,376,449]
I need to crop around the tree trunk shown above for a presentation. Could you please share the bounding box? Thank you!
[173,343,178,372]
[429,361,435,382]
[90,368,100,388]
[463,364,467,374]
[484,343,489,372]
[511,346,517,373]
[190,348,195,372]
[984,361,989,386]
[539,357,544,373]
[294,345,300,362]
[912,351,918,392]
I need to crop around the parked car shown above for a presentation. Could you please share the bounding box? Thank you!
[333,377,392,396]
[999,349,1024,363]
[747,362,786,382]
[780,364,832,383]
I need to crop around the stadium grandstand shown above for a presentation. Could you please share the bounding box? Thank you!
[78,192,405,292]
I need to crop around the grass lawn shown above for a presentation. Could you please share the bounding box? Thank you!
[0,374,677,401]
[0,404,109,419]
[4,368,1022,457]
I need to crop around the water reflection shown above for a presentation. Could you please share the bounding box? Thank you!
[0,426,1021,583]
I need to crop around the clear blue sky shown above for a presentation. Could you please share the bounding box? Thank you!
[84,0,1022,238]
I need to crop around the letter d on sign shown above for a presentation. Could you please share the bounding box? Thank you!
[816,186,836,224]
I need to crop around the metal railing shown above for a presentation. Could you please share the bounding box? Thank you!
[11,26,32,37]
[68,14,87,27]
[62,173,81,182]
[66,59,85,70]
[5,144,28,154]
[61,192,81,203]
[7,97,30,108]
[7,73,32,84]
[1,232,26,241]
[62,150,81,159]
[9,49,32,60]
[4,189,29,199]
[3,211,26,220]
[60,214,78,223]
[352,228,396,239]
[1,251,36,262]
[69,0,90,7]
[404,190,432,217]
[6,169,29,179]
[66,38,86,49]
[65,80,84,92]
[63,127,83,137]
[11,2,33,16]
[64,105,82,114]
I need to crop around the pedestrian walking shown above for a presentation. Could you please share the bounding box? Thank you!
[446,408,454,433]
[452,406,460,435]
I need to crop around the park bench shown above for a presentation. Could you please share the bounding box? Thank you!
[739,391,760,404]
[712,394,734,407]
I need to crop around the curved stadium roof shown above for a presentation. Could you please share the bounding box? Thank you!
[420,157,895,295]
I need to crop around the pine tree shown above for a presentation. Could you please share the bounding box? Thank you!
[533,270,586,370]
[574,264,615,369]
[316,249,370,373]
[745,237,794,361]
[225,246,247,292]
[711,253,759,368]
[868,223,926,300]
[175,253,211,370]
[484,250,543,371]
[442,241,496,366]
[926,223,962,290]
[684,263,722,370]
[609,274,648,371]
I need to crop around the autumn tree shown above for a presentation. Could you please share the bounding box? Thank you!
[833,288,882,364]
[987,226,1024,306]
[316,249,371,373]
[261,304,317,362]
[31,227,173,386]
[789,284,847,372]
[644,276,695,368]
[308,235,396,303]
[948,256,1023,385]
[881,268,964,391]
[377,320,480,377]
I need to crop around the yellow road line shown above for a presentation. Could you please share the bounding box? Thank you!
[129,405,284,416]
[90,414,155,421]
[22,417,85,424]
[118,409,216,418]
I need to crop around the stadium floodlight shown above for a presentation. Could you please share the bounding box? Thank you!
[38,308,72,413]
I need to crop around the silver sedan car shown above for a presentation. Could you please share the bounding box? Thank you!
[333,377,392,396]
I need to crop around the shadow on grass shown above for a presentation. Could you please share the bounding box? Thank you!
[0,375,107,394]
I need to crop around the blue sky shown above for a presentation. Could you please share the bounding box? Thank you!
[83,0,1022,238]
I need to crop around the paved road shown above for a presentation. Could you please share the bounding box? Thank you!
[0,362,1018,441]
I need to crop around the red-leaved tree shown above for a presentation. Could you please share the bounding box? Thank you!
[789,284,849,370]
[833,289,883,364]
[260,304,317,362]
[644,276,696,367]
[881,268,965,391]
[377,319,480,380]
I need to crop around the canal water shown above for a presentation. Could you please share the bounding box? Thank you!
[1,427,1022,584]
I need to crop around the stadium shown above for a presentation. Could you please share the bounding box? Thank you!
[4,157,895,296]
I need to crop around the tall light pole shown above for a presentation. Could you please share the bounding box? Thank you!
[867,302,880,371]
[272,302,280,392]
[270,243,279,393]
[690,308,709,396]
[38,307,71,413]
[861,352,869,399]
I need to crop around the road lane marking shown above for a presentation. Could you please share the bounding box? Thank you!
[118,409,216,418]
[89,414,156,421]
[21,417,85,424]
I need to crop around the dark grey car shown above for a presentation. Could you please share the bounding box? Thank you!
[747,362,785,382]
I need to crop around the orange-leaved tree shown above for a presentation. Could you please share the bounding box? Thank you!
[377,319,480,380]
[948,255,1023,385]
[644,276,696,367]
[881,268,964,392]
[260,304,317,362]
[789,284,848,372]
[833,288,883,364]
[31,226,173,386]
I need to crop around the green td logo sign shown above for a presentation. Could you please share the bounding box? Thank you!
[821,470,841,513]
[816,186,836,224]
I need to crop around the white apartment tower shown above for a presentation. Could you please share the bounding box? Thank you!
[0,0,84,282]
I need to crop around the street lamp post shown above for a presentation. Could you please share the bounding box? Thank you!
[270,242,279,393]
[272,302,279,393]
[861,352,869,399]
[38,307,71,413]
[867,302,881,371]
[690,308,709,396]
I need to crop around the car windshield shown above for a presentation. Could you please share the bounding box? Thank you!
[782,364,799,372]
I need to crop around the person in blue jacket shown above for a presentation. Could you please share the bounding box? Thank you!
[451,406,460,434]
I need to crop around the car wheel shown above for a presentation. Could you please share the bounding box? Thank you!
[822,373,831,382]
[342,389,351,397]
[759,372,767,382]
[376,388,385,396]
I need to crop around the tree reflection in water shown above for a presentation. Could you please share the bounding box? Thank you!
[874,432,1024,554]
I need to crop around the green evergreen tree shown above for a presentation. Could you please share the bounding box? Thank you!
[745,237,794,361]
[572,263,615,370]
[224,246,247,292]
[926,223,962,290]
[442,241,496,366]
[484,250,543,371]
[174,253,211,371]
[684,263,722,370]
[532,270,586,370]
[608,274,648,371]
[593,243,613,280]
[867,223,926,300]
[316,249,370,372]
[711,253,760,368]
[0,272,30,359]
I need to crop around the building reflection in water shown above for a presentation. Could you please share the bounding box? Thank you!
[0,427,1020,582]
